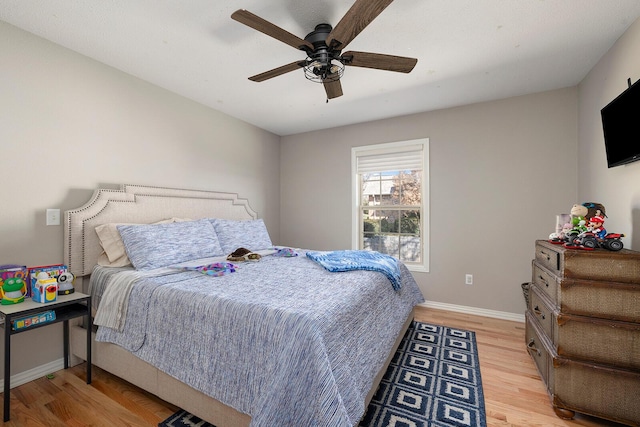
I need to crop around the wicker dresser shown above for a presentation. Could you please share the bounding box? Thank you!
[525,240,640,425]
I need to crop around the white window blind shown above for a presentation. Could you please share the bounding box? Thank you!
[355,144,424,173]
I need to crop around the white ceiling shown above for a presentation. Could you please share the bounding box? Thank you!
[2,1,640,136]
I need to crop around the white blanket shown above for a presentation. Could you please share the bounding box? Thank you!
[92,268,172,330]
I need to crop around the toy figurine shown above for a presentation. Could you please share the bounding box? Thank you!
[561,202,606,244]
[587,215,607,239]
[551,202,624,251]
[0,277,27,305]
[562,208,625,251]
[549,222,573,242]
[565,229,625,251]
[570,205,588,232]
[570,202,607,221]
[581,202,607,220]
[33,272,58,303]
[564,214,587,244]
[57,271,75,295]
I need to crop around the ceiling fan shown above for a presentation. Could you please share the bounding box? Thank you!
[231,0,418,100]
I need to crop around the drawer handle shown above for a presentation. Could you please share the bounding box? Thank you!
[539,250,551,261]
[537,275,549,288]
[527,338,541,356]
[533,305,546,320]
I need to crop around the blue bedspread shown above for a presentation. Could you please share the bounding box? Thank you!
[306,250,402,291]
[94,251,424,427]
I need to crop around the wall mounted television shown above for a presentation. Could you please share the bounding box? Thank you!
[601,78,640,168]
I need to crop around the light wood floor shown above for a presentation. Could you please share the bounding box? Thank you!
[1,306,626,426]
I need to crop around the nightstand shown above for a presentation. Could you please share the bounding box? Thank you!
[0,292,92,421]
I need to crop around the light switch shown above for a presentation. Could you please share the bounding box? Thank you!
[46,209,61,226]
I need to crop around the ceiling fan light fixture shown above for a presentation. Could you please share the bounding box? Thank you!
[303,57,344,83]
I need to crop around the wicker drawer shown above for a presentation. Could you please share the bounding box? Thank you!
[528,284,554,339]
[534,241,561,275]
[557,278,640,323]
[525,312,550,391]
[555,313,640,370]
[532,261,558,304]
[552,355,640,426]
[526,313,640,426]
[530,286,640,370]
[533,260,640,322]
[535,240,640,284]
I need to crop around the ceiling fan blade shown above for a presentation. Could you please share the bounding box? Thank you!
[249,61,306,82]
[323,76,343,99]
[326,0,394,50]
[232,9,313,51]
[341,51,417,73]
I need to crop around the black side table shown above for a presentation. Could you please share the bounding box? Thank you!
[1,292,92,421]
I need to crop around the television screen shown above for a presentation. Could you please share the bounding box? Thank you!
[601,79,640,168]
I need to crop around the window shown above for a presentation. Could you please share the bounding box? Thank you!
[352,139,429,272]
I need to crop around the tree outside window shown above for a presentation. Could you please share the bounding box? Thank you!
[361,171,421,263]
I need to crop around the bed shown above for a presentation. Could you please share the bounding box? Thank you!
[64,184,424,427]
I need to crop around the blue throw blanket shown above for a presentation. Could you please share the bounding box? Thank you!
[306,250,402,291]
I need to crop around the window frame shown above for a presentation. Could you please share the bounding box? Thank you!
[351,138,429,273]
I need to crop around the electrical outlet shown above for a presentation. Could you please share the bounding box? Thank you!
[46,209,61,226]
[465,274,473,285]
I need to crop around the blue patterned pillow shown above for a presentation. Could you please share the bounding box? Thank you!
[117,219,224,270]
[210,218,273,253]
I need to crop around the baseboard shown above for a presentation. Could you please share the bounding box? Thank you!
[1,358,64,391]
[420,301,525,323]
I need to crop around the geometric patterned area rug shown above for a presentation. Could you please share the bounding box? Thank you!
[158,321,486,427]
[359,321,486,427]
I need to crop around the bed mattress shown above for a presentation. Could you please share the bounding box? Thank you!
[90,250,424,427]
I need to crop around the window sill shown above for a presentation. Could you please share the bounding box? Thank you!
[406,264,428,273]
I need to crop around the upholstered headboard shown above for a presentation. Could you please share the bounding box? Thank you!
[64,184,257,278]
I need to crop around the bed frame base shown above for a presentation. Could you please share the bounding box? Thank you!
[69,325,250,426]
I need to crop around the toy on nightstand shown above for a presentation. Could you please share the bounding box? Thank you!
[27,264,66,299]
[57,271,75,295]
[0,265,29,301]
[32,272,58,303]
[0,277,27,305]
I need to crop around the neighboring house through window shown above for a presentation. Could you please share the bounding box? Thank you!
[351,138,429,272]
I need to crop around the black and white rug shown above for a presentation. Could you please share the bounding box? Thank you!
[159,321,486,427]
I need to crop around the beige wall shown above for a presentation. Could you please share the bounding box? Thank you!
[0,21,280,377]
[281,88,578,315]
[578,17,640,249]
